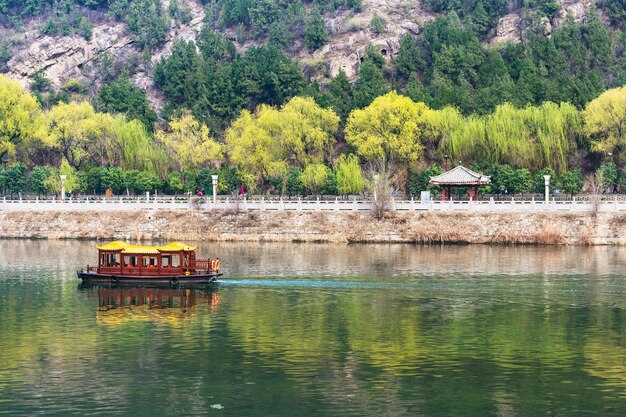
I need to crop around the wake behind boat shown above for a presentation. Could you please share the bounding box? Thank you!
[77,241,222,286]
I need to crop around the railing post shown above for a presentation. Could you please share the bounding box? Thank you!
[490,197,494,212]
[279,197,284,211]
[410,196,415,211]
[316,196,320,211]
[261,197,265,211]
[353,196,357,211]
[335,196,339,211]
[244,196,248,211]
[298,196,302,211]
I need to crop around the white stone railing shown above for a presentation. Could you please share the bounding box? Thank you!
[1,196,625,213]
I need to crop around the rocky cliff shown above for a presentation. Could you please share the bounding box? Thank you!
[1,0,601,109]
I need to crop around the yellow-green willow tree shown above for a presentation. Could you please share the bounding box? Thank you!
[300,163,331,195]
[345,92,437,176]
[335,154,365,195]
[44,101,103,169]
[99,114,167,175]
[226,96,339,192]
[0,75,45,163]
[440,102,580,173]
[584,84,626,157]
[44,101,167,174]
[155,112,224,175]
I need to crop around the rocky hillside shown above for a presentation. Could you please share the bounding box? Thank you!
[0,0,603,107]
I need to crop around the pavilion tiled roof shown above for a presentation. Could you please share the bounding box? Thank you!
[429,165,491,185]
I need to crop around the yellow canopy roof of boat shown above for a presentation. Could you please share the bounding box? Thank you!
[96,241,196,254]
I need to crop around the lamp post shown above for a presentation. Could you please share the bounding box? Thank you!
[211,175,218,204]
[544,175,550,203]
[60,175,67,202]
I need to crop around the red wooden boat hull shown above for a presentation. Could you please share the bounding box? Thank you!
[77,270,221,286]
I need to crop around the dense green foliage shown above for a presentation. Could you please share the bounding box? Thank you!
[3,3,626,198]
[393,12,625,115]
[96,76,157,130]
[205,0,357,44]
[422,0,508,34]
[605,0,626,27]
[300,11,625,127]
[560,168,584,196]
[154,37,305,131]
[4,70,626,198]
[304,8,328,51]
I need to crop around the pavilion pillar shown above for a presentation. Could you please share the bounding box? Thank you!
[469,187,474,201]
[442,187,446,201]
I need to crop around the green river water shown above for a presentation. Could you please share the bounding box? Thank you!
[1,240,626,416]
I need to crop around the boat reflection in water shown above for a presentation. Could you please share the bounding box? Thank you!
[78,285,220,326]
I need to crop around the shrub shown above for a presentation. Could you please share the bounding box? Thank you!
[370,13,386,34]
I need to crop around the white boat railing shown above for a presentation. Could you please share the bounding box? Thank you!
[0,196,623,213]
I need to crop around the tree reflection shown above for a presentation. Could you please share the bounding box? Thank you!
[80,285,220,326]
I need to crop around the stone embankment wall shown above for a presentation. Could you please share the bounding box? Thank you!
[0,209,625,245]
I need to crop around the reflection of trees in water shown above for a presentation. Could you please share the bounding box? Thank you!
[80,286,220,326]
[224,288,626,414]
[4,241,626,414]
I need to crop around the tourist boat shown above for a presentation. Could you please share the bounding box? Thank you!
[77,241,221,286]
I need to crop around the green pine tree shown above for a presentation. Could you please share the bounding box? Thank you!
[327,70,354,119]
[396,34,423,79]
[353,56,387,109]
[470,0,490,35]
[304,8,328,52]
[404,73,431,104]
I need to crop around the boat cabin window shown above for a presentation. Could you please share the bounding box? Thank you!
[161,254,181,268]
[142,256,158,268]
[123,255,138,267]
[101,253,120,267]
